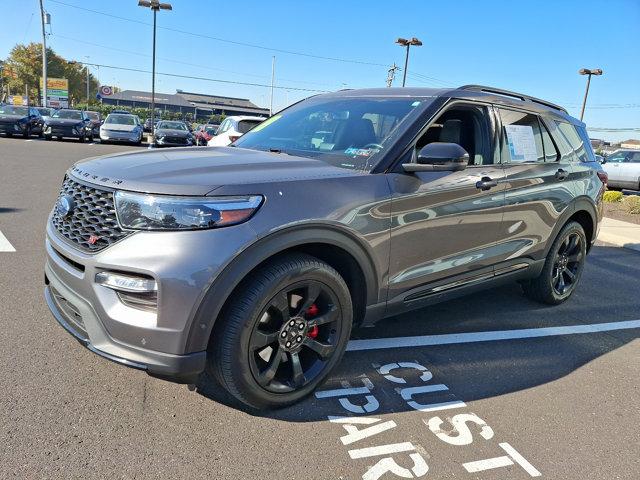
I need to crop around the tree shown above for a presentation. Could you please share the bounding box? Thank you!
[1,42,100,106]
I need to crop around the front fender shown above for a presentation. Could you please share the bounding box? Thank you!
[184,223,381,353]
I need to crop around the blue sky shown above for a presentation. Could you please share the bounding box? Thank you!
[1,0,638,141]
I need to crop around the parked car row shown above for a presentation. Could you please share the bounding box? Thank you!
[1,106,268,148]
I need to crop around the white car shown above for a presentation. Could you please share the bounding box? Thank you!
[602,149,640,191]
[100,113,144,145]
[207,115,265,146]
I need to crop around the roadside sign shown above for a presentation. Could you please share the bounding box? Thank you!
[8,95,27,106]
[99,85,113,96]
[40,77,69,108]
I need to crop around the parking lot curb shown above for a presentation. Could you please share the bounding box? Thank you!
[598,217,640,253]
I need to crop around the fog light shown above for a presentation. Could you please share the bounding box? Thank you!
[95,272,157,292]
[96,272,158,312]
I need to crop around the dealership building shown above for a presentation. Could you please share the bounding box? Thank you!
[101,89,269,119]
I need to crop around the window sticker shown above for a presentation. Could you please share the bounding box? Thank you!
[504,125,537,162]
[345,147,375,157]
[250,114,281,132]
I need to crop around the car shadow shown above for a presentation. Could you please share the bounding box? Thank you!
[194,245,640,420]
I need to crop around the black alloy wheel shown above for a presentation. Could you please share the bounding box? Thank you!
[248,281,341,393]
[522,221,587,305]
[209,254,353,409]
[551,232,583,296]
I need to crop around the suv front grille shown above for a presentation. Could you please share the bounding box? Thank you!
[51,176,131,252]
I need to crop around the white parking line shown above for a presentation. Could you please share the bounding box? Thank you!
[347,319,640,351]
[0,230,16,252]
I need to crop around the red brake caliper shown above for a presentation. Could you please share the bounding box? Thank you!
[306,304,319,338]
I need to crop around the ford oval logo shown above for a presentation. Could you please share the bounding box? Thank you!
[57,195,75,218]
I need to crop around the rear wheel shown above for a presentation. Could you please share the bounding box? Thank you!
[522,221,587,305]
[209,254,353,409]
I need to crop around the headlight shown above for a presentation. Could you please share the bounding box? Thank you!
[114,192,263,230]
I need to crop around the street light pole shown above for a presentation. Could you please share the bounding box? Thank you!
[39,0,48,107]
[578,68,603,121]
[138,0,172,147]
[270,56,275,116]
[396,37,422,87]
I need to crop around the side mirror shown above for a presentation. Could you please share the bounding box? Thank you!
[403,142,469,173]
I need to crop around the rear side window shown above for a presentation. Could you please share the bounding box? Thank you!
[238,119,262,134]
[629,152,640,163]
[498,109,544,163]
[554,121,591,162]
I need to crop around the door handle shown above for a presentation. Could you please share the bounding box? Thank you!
[555,168,569,180]
[476,176,498,191]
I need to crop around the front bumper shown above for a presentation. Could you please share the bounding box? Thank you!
[0,122,23,134]
[100,130,141,143]
[45,265,206,382]
[44,212,257,382]
[46,125,82,138]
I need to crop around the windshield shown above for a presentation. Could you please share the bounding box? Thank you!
[37,107,52,116]
[157,121,187,131]
[53,110,83,120]
[205,127,217,135]
[0,105,28,116]
[234,96,428,171]
[105,114,137,125]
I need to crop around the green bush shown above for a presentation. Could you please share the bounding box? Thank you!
[603,190,624,203]
[623,195,640,214]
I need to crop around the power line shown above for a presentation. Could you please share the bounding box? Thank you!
[72,61,329,93]
[51,33,335,88]
[48,0,389,67]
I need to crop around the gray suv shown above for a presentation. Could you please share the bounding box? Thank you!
[45,85,605,409]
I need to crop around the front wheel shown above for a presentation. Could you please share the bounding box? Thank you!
[209,253,353,409]
[522,221,587,305]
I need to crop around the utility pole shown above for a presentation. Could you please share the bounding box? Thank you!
[386,63,399,87]
[578,68,603,121]
[396,37,422,87]
[270,56,275,116]
[85,56,90,105]
[39,0,48,107]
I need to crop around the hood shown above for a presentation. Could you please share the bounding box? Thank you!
[156,128,190,137]
[0,114,26,123]
[47,118,83,126]
[102,123,138,132]
[70,146,362,195]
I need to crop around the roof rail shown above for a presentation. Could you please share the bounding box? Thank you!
[458,85,567,113]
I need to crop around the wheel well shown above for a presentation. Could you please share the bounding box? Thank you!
[568,210,594,251]
[213,243,368,335]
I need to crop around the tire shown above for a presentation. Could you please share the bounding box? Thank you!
[44,134,52,141]
[522,221,587,305]
[22,126,30,139]
[209,253,353,409]
[78,134,85,143]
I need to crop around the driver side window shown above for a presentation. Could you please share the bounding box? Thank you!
[415,104,492,165]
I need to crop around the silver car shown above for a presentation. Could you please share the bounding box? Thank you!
[602,149,640,191]
[99,113,143,145]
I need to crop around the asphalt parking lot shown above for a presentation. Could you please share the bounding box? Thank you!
[0,136,638,479]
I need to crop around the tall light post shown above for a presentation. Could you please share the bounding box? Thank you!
[578,68,603,121]
[39,0,48,106]
[138,0,172,147]
[396,37,422,87]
